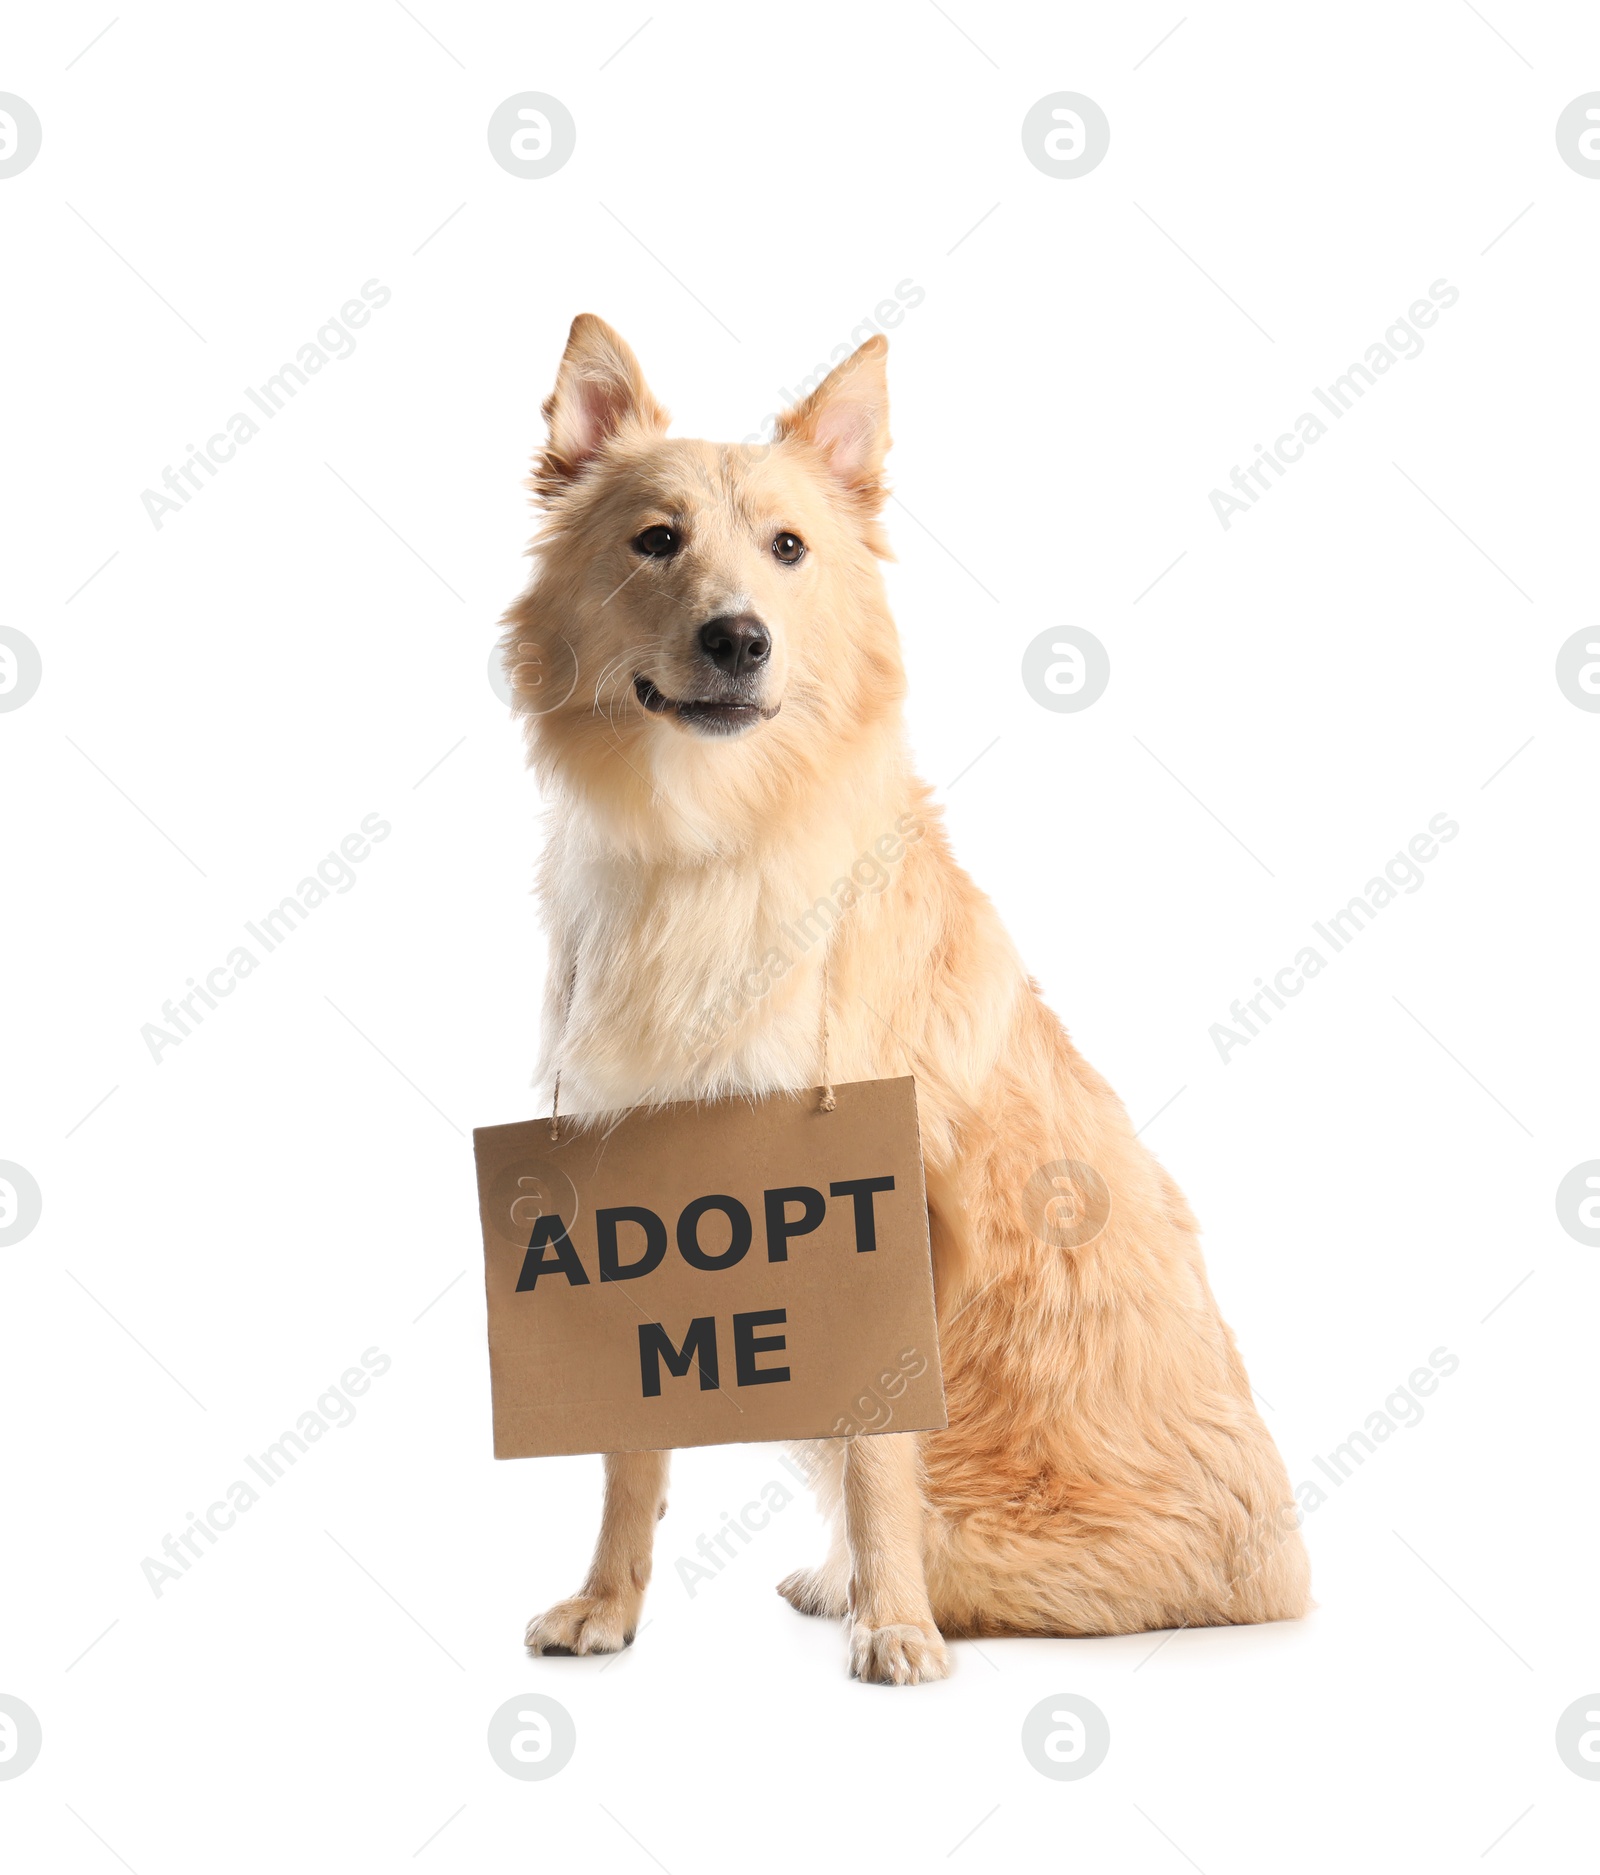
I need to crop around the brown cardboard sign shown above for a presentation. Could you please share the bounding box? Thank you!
[474,1077,946,1458]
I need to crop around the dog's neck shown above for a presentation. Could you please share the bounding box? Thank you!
[538,722,915,1111]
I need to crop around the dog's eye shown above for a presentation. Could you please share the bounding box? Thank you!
[772,531,806,565]
[632,525,680,558]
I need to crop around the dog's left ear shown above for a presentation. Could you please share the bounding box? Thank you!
[774,335,890,508]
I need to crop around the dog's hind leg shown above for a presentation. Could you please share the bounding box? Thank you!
[776,1439,849,1617]
[777,1559,849,1617]
[526,1449,670,1655]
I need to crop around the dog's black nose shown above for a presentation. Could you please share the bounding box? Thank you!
[698,614,771,676]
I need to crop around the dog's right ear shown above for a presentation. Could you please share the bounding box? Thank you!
[535,314,669,502]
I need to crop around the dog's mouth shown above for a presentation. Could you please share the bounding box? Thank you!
[633,674,780,737]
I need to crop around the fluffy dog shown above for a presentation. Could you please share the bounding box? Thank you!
[502,315,1310,1684]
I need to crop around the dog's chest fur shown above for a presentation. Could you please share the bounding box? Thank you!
[541,809,877,1113]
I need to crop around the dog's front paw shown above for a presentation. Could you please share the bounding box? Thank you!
[849,1618,949,1686]
[525,1593,639,1657]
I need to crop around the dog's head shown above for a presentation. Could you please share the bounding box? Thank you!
[502,315,905,847]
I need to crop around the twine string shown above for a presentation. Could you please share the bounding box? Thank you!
[818,941,836,1113]
[549,960,577,1143]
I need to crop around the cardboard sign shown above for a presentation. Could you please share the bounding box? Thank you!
[474,1077,946,1458]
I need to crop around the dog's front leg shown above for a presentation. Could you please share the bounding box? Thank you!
[525,1449,669,1656]
[842,1432,949,1685]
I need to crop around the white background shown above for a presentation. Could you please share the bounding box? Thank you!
[3,2,1597,1868]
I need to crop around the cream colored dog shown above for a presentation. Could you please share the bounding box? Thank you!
[503,315,1310,1684]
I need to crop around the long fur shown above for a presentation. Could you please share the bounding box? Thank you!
[507,315,1310,1682]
